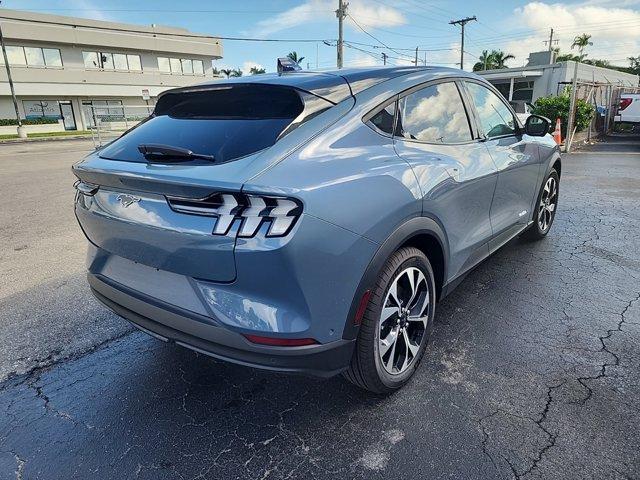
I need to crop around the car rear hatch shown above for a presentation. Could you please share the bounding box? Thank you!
[73,81,339,282]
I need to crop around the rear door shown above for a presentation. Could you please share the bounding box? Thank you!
[463,80,542,244]
[392,79,498,281]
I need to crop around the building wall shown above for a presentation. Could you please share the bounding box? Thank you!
[0,8,223,132]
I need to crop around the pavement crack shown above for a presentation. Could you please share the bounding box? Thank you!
[575,292,640,405]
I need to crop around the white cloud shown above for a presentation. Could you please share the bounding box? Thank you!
[501,2,640,66]
[249,0,406,37]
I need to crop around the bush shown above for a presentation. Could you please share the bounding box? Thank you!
[531,92,595,136]
[0,117,60,126]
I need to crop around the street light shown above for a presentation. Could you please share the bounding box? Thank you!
[0,12,26,138]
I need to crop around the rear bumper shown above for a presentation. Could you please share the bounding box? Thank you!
[89,273,355,377]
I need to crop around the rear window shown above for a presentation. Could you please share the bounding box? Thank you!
[99,85,305,163]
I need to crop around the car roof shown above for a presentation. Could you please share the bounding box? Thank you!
[164,66,469,105]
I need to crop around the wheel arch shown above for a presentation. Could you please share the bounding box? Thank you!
[342,216,449,340]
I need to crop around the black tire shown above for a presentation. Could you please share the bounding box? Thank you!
[522,168,559,241]
[343,247,436,394]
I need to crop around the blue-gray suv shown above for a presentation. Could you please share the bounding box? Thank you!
[73,67,560,393]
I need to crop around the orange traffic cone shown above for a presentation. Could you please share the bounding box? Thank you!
[553,118,562,145]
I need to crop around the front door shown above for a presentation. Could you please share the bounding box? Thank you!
[463,81,541,247]
[59,102,77,130]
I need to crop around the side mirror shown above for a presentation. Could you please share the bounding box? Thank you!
[525,114,551,137]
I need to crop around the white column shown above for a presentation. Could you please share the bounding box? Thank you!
[508,77,515,101]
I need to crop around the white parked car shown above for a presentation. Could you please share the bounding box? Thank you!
[614,93,640,125]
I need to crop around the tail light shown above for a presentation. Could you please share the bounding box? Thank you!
[619,98,632,111]
[166,192,302,238]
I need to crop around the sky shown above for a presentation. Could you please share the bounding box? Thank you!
[9,0,640,74]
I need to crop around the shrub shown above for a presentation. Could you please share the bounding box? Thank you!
[531,91,595,136]
[0,117,60,126]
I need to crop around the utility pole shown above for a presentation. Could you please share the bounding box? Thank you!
[382,52,387,65]
[0,14,26,138]
[543,28,558,64]
[336,0,348,69]
[449,16,476,70]
[566,59,579,153]
[414,47,418,66]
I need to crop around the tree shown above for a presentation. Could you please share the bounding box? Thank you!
[220,68,233,78]
[249,66,266,75]
[473,50,493,71]
[492,50,515,69]
[230,68,243,77]
[571,34,593,61]
[287,51,305,65]
[472,50,515,71]
[212,67,221,76]
[628,56,640,75]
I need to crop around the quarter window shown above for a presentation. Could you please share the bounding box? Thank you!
[368,102,396,135]
[397,82,472,143]
[466,82,516,138]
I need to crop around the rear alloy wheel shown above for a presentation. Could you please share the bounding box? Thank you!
[523,169,559,240]
[344,247,436,394]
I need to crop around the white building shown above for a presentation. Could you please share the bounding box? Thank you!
[477,51,639,113]
[0,9,222,131]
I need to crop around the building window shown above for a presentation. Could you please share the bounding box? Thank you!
[83,51,142,71]
[6,46,26,65]
[127,54,142,71]
[1,46,63,67]
[158,56,206,75]
[23,100,62,119]
[113,53,128,70]
[43,48,62,67]
[83,51,99,68]
[169,57,182,73]
[158,57,171,72]
[24,47,45,67]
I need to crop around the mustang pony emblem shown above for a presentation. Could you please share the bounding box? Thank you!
[116,194,141,208]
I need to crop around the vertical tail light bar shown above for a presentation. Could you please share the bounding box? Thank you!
[166,192,302,238]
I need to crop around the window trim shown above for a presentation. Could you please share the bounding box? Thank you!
[460,78,524,141]
[393,78,477,146]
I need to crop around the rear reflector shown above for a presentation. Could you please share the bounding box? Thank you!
[243,334,317,347]
[354,289,372,325]
[619,98,633,111]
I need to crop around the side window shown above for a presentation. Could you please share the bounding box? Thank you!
[397,82,472,144]
[466,82,516,138]
[368,102,396,135]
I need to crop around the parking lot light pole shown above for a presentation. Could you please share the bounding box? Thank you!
[0,17,26,138]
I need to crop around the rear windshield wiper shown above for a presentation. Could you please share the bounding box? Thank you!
[138,143,215,162]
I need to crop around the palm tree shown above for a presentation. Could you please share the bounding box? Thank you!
[212,67,221,76]
[220,68,233,78]
[472,50,514,71]
[571,34,593,61]
[473,50,493,71]
[491,50,515,69]
[249,66,266,75]
[287,51,305,65]
[230,68,243,77]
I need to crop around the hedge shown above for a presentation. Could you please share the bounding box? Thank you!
[0,118,60,126]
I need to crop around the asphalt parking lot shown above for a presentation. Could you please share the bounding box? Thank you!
[1,136,639,479]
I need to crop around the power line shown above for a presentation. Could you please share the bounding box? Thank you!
[346,14,417,62]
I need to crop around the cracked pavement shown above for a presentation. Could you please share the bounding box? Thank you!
[1,136,639,479]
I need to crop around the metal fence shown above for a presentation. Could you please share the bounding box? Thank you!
[87,105,153,148]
